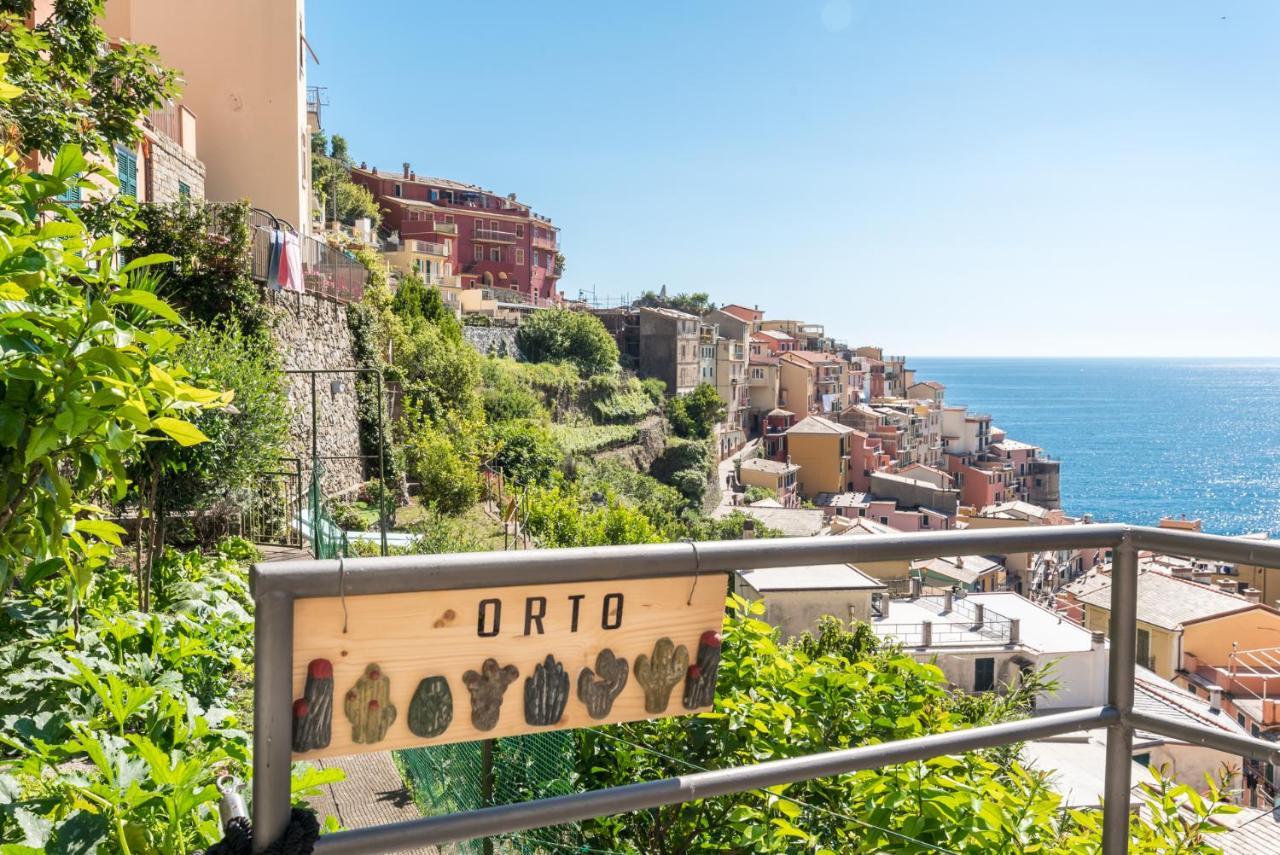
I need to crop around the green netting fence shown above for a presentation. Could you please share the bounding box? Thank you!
[307,464,348,560]
[396,733,584,854]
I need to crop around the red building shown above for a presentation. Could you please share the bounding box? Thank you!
[351,164,561,301]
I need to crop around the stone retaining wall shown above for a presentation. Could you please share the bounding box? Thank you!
[463,326,522,360]
[268,290,364,498]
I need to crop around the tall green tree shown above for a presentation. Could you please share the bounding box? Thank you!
[0,143,224,605]
[0,0,176,158]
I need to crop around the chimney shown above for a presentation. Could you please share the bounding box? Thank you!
[403,162,411,179]
[1008,618,1021,645]
[360,160,367,169]
[943,589,953,614]
[1207,686,1223,714]
[910,577,922,599]
[1090,630,1106,650]
[372,166,378,175]
[741,520,756,540]
[410,170,416,181]
[878,595,889,619]
[973,603,985,627]
[920,620,932,647]
[1243,587,1261,603]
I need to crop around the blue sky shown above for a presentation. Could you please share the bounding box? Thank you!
[307,1,1279,357]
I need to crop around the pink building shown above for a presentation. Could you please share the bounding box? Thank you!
[751,329,795,356]
[762,408,796,461]
[352,165,561,302]
[846,429,894,493]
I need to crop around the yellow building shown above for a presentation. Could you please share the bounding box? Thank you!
[1071,569,1280,679]
[383,238,455,286]
[103,0,314,233]
[784,416,852,498]
[778,355,815,415]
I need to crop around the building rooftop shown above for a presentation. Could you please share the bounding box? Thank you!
[835,516,901,536]
[874,591,1096,654]
[765,407,794,417]
[749,354,780,366]
[990,439,1041,452]
[740,458,799,475]
[814,492,869,509]
[719,304,763,322]
[1068,569,1264,631]
[1132,665,1249,740]
[638,305,700,321]
[977,500,1053,521]
[910,380,945,390]
[782,350,843,365]
[786,415,854,436]
[711,505,826,537]
[913,554,1003,585]
[739,563,885,593]
[752,329,794,342]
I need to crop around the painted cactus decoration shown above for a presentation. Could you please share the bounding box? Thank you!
[682,630,723,710]
[524,654,570,726]
[407,676,453,738]
[462,658,519,731]
[292,658,334,753]
[577,649,629,719]
[634,637,689,714]
[344,663,397,744]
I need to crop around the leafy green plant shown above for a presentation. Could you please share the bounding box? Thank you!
[0,145,225,604]
[516,309,619,375]
[0,0,176,159]
[126,200,265,333]
[551,423,641,456]
[666,382,726,440]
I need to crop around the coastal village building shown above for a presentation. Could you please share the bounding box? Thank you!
[102,0,312,233]
[352,165,560,302]
[912,555,1006,592]
[705,308,752,454]
[817,494,953,532]
[761,319,826,351]
[907,380,945,405]
[868,471,960,518]
[873,591,1107,709]
[737,458,800,508]
[735,564,886,640]
[746,356,781,434]
[1066,567,1280,679]
[779,350,847,414]
[784,416,853,498]
[760,408,795,461]
[591,307,700,396]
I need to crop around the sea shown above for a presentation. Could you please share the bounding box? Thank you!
[907,358,1280,537]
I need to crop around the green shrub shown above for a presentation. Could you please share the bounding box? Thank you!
[127,200,266,332]
[640,377,668,406]
[516,309,619,375]
[666,382,726,439]
[330,501,370,532]
[743,485,776,504]
[404,428,481,515]
[487,419,560,487]
[591,388,657,424]
[551,423,641,456]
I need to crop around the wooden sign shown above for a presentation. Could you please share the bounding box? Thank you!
[289,574,728,759]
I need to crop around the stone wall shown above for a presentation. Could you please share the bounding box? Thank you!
[147,129,205,203]
[463,326,522,360]
[268,290,364,498]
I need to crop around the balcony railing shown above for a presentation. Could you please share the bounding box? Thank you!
[473,227,518,243]
[532,232,557,250]
[250,525,1280,854]
[247,209,367,304]
[429,222,459,236]
[144,99,197,157]
[404,239,449,257]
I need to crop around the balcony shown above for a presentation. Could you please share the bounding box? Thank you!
[532,231,557,250]
[473,227,518,243]
[404,239,449,257]
[144,99,197,158]
[249,525,1280,853]
[246,208,368,303]
[429,222,459,237]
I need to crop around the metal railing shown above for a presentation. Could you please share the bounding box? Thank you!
[473,227,518,243]
[250,524,1280,854]
[247,209,368,304]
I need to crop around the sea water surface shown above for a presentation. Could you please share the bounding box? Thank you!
[907,358,1280,536]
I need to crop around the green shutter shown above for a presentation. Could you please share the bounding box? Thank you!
[116,146,138,199]
[178,181,190,199]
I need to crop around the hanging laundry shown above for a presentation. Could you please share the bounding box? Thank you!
[278,231,305,294]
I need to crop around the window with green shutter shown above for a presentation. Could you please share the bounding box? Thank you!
[115,146,138,199]
[178,181,190,199]
[56,181,81,204]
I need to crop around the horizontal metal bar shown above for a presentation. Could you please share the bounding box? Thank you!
[1127,711,1280,764]
[1129,527,1280,570]
[253,524,1129,598]
[311,706,1119,854]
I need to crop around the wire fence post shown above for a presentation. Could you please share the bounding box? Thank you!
[1102,531,1139,854]
[481,739,495,855]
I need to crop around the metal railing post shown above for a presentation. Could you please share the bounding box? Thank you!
[252,589,295,852]
[1102,532,1139,854]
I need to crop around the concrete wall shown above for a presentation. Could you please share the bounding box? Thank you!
[104,0,312,233]
[463,327,522,359]
[870,471,960,515]
[1182,607,1280,666]
[1083,605,1179,678]
[268,290,363,497]
[787,433,846,497]
[735,580,875,640]
[911,646,1107,710]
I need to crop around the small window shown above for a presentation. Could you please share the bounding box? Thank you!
[516,224,525,238]
[177,181,190,199]
[489,247,501,262]
[475,218,483,230]
[974,658,995,692]
[115,146,138,199]
[430,189,439,201]
[444,214,454,224]
[515,249,525,265]
[394,183,403,198]
[473,245,483,262]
